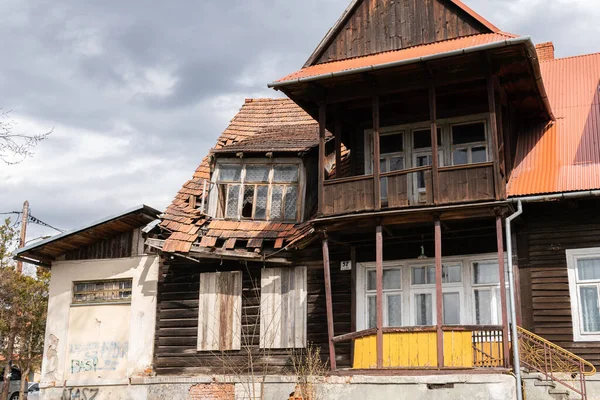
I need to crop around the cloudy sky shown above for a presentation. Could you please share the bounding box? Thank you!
[1,0,599,242]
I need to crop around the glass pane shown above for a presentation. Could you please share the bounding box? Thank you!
[413,129,441,149]
[412,267,426,285]
[245,165,270,182]
[241,185,255,218]
[578,258,600,281]
[387,295,402,327]
[580,286,600,333]
[472,146,487,163]
[475,289,492,325]
[219,165,241,182]
[270,185,284,220]
[367,270,376,291]
[368,296,377,329]
[226,185,240,218]
[453,149,468,165]
[415,293,433,325]
[443,292,460,325]
[383,269,401,290]
[452,122,486,145]
[380,159,388,173]
[273,165,298,183]
[255,186,268,219]
[427,266,436,284]
[390,156,404,171]
[380,133,403,154]
[416,155,431,190]
[443,265,462,283]
[380,177,388,199]
[473,262,499,284]
[284,186,298,220]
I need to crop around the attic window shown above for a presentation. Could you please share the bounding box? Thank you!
[216,163,300,222]
[72,279,133,305]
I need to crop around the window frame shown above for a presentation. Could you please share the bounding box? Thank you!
[71,278,133,306]
[567,248,600,342]
[450,120,489,166]
[211,158,304,222]
[470,259,509,326]
[364,265,404,328]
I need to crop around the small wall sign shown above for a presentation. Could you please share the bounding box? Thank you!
[340,261,352,271]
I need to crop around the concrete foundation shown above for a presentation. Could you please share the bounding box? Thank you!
[41,373,517,400]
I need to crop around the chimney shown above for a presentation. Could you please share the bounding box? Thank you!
[535,42,555,62]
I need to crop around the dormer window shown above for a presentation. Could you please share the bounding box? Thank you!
[215,162,300,221]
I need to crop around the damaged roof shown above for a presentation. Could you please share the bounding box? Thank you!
[211,125,321,154]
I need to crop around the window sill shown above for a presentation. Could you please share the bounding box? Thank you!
[71,301,131,307]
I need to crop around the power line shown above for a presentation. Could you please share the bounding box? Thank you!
[0,210,65,233]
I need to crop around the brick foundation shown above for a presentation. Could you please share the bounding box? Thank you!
[189,383,235,400]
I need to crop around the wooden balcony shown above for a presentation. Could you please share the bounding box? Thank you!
[322,162,496,216]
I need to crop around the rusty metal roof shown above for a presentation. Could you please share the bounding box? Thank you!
[508,53,600,197]
[273,32,517,86]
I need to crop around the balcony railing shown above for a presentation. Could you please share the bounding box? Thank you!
[322,162,496,216]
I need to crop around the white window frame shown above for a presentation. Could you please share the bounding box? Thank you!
[450,120,489,166]
[209,158,305,222]
[355,253,507,331]
[567,248,600,342]
[361,264,404,328]
[470,258,509,326]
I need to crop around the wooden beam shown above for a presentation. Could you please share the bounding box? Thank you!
[318,103,327,215]
[375,225,384,368]
[372,95,381,211]
[429,83,440,204]
[496,215,510,368]
[322,238,337,370]
[487,76,502,200]
[350,246,357,364]
[434,219,444,368]
[335,108,343,179]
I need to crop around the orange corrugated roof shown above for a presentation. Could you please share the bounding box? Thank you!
[274,32,517,84]
[508,53,600,196]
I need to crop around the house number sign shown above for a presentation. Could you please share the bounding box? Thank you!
[340,261,352,271]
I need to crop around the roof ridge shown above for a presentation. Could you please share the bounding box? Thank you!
[244,98,295,103]
[541,51,600,63]
[297,32,518,69]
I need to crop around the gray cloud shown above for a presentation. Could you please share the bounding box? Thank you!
[0,0,598,239]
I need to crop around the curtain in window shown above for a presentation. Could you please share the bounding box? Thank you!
[580,286,600,333]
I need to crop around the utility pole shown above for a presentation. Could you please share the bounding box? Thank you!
[16,200,29,274]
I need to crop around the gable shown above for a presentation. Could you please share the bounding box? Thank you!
[306,0,497,66]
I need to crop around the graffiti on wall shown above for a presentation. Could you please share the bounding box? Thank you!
[61,387,99,400]
[69,341,128,374]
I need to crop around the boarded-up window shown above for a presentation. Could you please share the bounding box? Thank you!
[197,271,242,351]
[260,267,307,349]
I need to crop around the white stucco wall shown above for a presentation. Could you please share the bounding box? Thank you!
[40,255,159,387]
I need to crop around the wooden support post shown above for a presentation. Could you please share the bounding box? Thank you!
[335,109,343,179]
[322,238,337,370]
[496,215,511,368]
[487,77,502,200]
[429,84,439,204]
[375,225,384,368]
[434,219,444,368]
[318,103,327,215]
[350,246,357,364]
[372,95,381,211]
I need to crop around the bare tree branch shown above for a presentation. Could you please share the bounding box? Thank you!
[0,110,52,165]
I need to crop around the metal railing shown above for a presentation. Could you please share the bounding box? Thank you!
[517,326,596,400]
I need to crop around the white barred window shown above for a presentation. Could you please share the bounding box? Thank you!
[567,248,600,341]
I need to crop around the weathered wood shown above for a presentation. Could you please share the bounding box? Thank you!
[438,164,495,203]
[487,76,501,200]
[496,215,510,368]
[372,94,381,211]
[375,225,384,368]
[429,83,440,204]
[65,230,134,261]
[322,239,337,370]
[434,219,443,368]
[260,267,307,349]
[322,176,375,215]
[335,108,343,179]
[318,103,327,215]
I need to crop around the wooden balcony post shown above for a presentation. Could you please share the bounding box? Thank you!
[335,108,343,179]
[375,225,384,368]
[496,214,511,367]
[434,219,444,368]
[429,84,439,204]
[487,76,502,200]
[318,103,327,216]
[372,95,381,211]
[322,237,337,370]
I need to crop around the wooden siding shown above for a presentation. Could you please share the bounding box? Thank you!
[386,174,409,208]
[154,260,352,375]
[323,176,374,215]
[315,0,486,65]
[438,164,495,203]
[197,271,242,351]
[517,200,600,367]
[64,229,144,261]
[260,267,307,349]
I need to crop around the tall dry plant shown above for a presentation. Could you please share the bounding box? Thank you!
[290,343,327,400]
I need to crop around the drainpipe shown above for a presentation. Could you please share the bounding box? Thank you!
[506,199,523,400]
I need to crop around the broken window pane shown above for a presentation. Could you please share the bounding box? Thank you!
[273,165,299,183]
[255,186,268,220]
[284,186,298,220]
[242,185,255,218]
[270,185,284,220]
[245,165,270,182]
[226,185,240,218]
[219,165,241,182]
